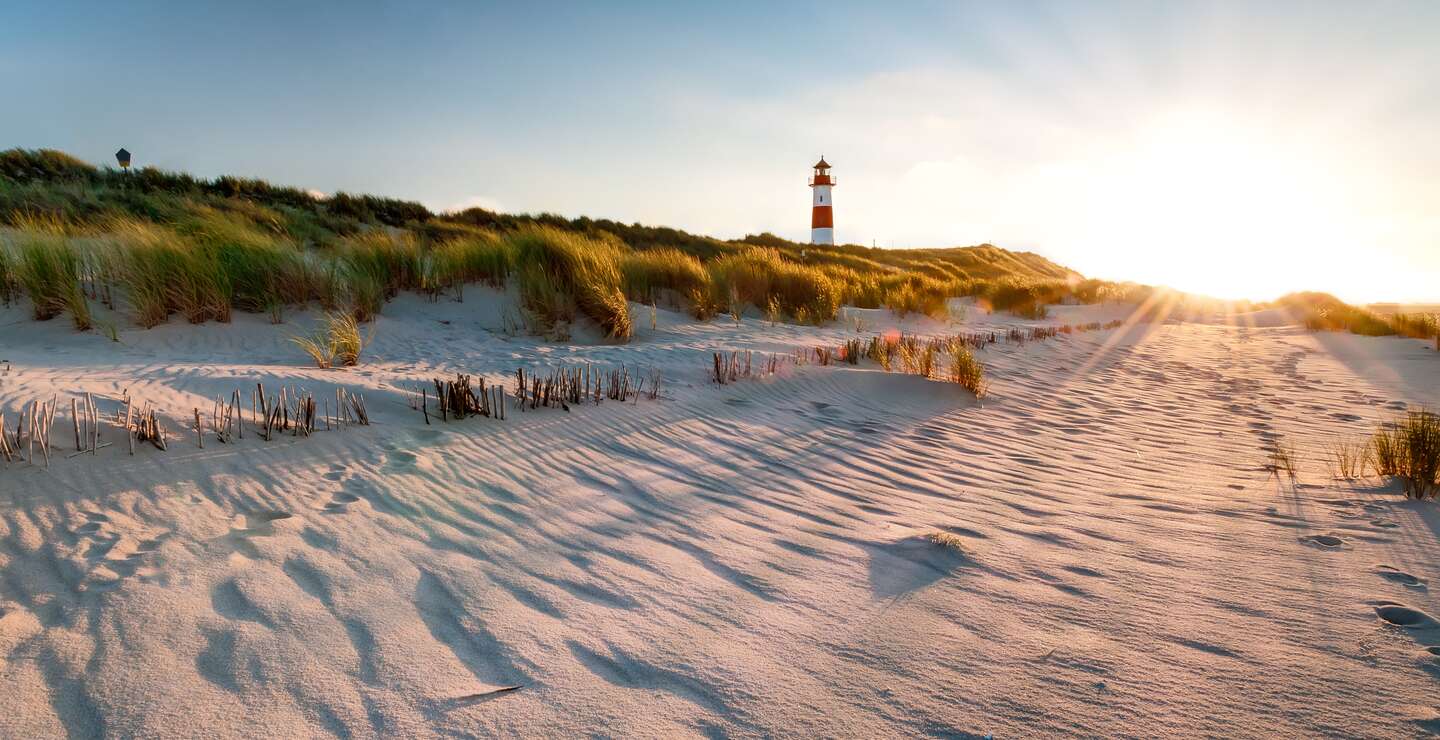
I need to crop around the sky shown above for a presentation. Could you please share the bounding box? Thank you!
[3,1,1437,303]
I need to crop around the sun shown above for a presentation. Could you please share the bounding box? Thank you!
[1070,109,1373,301]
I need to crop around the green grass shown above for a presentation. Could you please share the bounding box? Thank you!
[15,233,90,328]
[0,241,15,306]
[431,232,513,298]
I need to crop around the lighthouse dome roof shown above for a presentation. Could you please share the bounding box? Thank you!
[813,156,831,169]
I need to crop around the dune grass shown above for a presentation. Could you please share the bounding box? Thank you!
[883,278,950,318]
[15,233,90,329]
[1265,436,1300,482]
[509,226,631,340]
[925,531,967,551]
[1389,312,1439,341]
[428,232,513,300]
[947,342,987,397]
[620,248,710,306]
[291,311,367,368]
[0,245,15,305]
[1326,437,1370,479]
[1372,410,1440,498]
[707,247,842,324]
[21,147,1395,340]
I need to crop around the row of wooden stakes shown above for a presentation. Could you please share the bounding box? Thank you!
[0,384,371,468]
[409,365,665,423]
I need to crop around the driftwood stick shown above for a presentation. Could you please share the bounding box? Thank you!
[38,402,51,467]
[125,399,134,456]
[67,442,113,458]
[89,394,99,455]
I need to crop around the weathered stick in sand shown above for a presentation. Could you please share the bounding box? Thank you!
[124,398,134,456]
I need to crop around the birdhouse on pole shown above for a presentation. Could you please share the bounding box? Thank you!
[115,148,131,170]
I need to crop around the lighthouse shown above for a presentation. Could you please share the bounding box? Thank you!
[809,156,835,245]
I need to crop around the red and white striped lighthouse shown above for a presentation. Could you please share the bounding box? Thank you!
[809,156,835,245]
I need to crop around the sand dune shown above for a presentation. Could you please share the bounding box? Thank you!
[2,294,1439,737]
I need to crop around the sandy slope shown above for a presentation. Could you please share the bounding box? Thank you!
[2,294,1440,738]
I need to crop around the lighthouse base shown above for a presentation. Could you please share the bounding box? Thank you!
[810,227,834,245]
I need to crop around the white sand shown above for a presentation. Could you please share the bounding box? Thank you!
[2,294,1440,738]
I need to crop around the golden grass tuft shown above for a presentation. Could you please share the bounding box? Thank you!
[291,311,368,368]
[508,226,631,340]
[1326,437,1369,479]
[1372,410,1440,498]
[15,233,90,329]
[947,342,987,397]
[1264,436,1299,483]
[620,248,710,305]
[925,531,967,551]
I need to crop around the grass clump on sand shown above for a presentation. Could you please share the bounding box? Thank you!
[1264,436,1299,482]
[427,232,513,300]
[292,311,367,368]
[1389,312,1439,341]
[620,248,710,307]
[1326,437,1370,480]
[947,341,987,397]
[115,220,230,325]
[509,226,631,340]
[0,243,16,306]
[15,233,90,329]
[883,277,951,318]
[1372,411,1440,499]
[1279,292,1397,337]
[925,531,967,551]
[707,247,842,324]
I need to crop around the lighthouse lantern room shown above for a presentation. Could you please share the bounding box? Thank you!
[809,156,835,245]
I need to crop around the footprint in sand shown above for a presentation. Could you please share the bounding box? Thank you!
[323,491,361,513]
[1374,603,1438,629]
[382,449,419,472]
[1377,566,1428,590]
[1298,533,1349,550]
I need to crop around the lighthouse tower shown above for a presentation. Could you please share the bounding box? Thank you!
[809,156,835,245]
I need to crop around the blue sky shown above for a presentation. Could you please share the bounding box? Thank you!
[3,1,1437,302]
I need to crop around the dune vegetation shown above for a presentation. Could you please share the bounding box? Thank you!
[1277,292,1440,341]
[2,148,1433,345]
